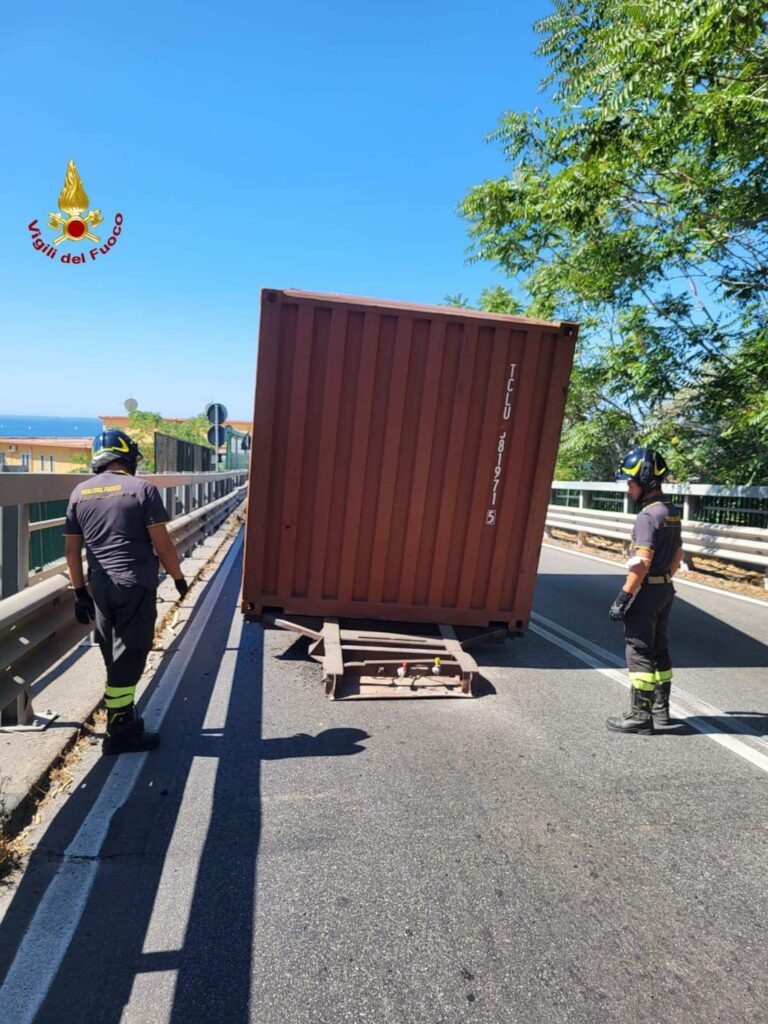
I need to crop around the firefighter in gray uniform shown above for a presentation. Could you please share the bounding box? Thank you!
[606,447,684,734]
[64,430,188,754]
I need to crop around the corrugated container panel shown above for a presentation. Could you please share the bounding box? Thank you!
[242,289,577,630]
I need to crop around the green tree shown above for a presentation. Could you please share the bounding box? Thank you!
[460,0,768,483]
[443,292,471,308]
[69,452,91,474]
[162,413,210,447]
[444,286,525,315]
[101,410,212,473]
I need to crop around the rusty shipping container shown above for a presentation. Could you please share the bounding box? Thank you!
[242,289,577,632]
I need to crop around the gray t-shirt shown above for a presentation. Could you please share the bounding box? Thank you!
[64,470,170,590]
[631,495,682,576]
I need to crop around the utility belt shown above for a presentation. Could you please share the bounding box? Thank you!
[644,574,672,585]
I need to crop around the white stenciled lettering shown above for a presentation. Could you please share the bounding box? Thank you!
[502,363,517,420]
[485,363,518,524]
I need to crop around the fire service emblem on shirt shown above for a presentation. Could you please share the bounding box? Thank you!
[27,160,123,265]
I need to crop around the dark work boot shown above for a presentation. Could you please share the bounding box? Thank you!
[652,681,682,729]
[103,706,160,755]
[606,687,654,734]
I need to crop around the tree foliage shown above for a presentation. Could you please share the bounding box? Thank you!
[69,412,212,472]
[444,286,524,315]
[97,410,211,472]
[68,452,91,474]
[460,0,768,483]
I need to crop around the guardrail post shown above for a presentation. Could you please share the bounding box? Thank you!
[679,495,699,572]
[183,485,193,515]
[581,491,593,548]
[164,487,175,521]
[1,504,30,598]
[683,494,700,522]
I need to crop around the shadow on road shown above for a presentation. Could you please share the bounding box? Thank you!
[525,573,768,670]
[656,715,768,738]
[275,635,313,661]
[0,542,369,1024]
[197,726,369,758]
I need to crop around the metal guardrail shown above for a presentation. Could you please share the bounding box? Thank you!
[0,471,247,598]
[545,504,768,581]
[0,473,247,730]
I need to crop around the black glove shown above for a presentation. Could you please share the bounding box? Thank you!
[174,576,189,599]
[74,586,96,625]
[608,589,633,622]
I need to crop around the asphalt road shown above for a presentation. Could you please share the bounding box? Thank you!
[1,533,767,1024]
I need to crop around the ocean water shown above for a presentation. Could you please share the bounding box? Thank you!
[0,415,104,437]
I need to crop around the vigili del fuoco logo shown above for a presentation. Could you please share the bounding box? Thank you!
[28,159,123,265]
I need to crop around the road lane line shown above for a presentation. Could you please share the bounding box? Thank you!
[531,611,768,752]
[528,614,768,776]
[201,604,243,732]
[141,610,244,955]
[541,542,768,608]
[141,756,220,954]
[119,972,177,1024]
[0,533,243,1024]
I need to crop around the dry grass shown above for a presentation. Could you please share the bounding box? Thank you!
[0,806,30,882]
[547,528,768,601]
[0,714,103,884]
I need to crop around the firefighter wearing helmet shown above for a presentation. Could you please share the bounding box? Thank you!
[606,446,684,734]
[63,429,188,754]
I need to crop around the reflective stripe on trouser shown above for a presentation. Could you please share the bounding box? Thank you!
[104,685,136,710]
[628,671,656,692]
[624,582,675,692]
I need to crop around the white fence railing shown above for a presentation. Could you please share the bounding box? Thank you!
[546,481,768,585]
[0,471,247,598]
[550,480,768,522]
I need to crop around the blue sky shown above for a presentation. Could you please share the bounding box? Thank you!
[2,1,553,420]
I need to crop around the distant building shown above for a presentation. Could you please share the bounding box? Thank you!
[0,437,92,473]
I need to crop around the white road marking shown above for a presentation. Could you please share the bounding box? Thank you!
[542,542,768,608]
[529,612,768,776]
[0,533,243,1024]
[141,610,244,955]
[119,972,177,1024]
[201,607,243,732]
[141,756,220,953]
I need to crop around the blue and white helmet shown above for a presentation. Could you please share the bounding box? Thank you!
[615,446,669,491]
[91,429,143,473]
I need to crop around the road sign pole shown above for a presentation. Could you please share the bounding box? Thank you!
[206,402,227,475]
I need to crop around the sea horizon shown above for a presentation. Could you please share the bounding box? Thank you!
[0,414,104,438]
